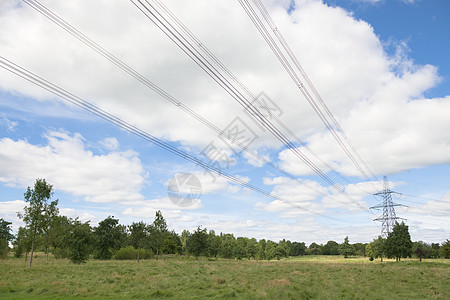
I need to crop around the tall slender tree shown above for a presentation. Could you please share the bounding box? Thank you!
[128,221,148,263]
[18,179,58,267]
[148,210,168,258]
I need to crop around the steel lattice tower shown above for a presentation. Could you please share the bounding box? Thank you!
[370,176,405,238]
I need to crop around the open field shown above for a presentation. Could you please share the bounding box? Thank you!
[1,254,449,299]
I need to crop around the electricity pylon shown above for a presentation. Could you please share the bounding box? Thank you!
[370,176,406,238]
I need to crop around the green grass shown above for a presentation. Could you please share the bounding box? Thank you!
[1,254,449,299]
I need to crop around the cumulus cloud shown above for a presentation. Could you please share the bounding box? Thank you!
[0,130,146,203]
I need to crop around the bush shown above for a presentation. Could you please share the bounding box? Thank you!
[140,248,155,259]
[114,246,155,260]
[114,246,137,260]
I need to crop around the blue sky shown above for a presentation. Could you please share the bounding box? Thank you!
[0,0,449,244]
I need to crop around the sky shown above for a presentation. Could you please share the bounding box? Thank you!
[0,0,449,245]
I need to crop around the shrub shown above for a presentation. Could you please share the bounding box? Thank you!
[114,246,137,260]
[140,248,155,259]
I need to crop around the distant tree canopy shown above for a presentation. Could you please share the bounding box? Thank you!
[6,179,449,263]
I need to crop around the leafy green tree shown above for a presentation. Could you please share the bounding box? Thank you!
[235,237,247,259]
[369,236,386,261]
[180,229,190,254]
[323,240,340,255]
[94,216,121,260]
[41,199,59,261]
[307,242,322,255]
[385,222,412,261]
[339,236,354,258]
[206,230,221,258]
[163,231,182,254]
[412,241,431,261]
[186,226,208,258]
[50,216,72,259]
[256,239,266,260]
[67,219,95,264]
[430,243,440,258]
[0,218,13,259]
[440,240,450,259]
[277,239,290,258]
[13,227,32,259]
[128,221,148,262]
[353,243,366,257]
[18,179,58,267]
[246,238,259,259]
[218,233,236,259]
[148,210,169,258]
[265,240,281,260]
[290,242,306,256]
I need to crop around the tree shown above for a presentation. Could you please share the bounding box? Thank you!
[180,230,190,254]
[323,240,340,255]
[308,242,322,255]
[339,236,354,258]
[218,233,236,259]
[18,178,58,267]
[94,216,121,260]
[412,241,431,261]
[163,231,182,255]
[430,243,440,258]
[186,226,208,258]
[41,199,59,261]
[353,243,366,257]
[67,219,95,264]
[385,222,412,261]
[235,237,247,259]
[369,236,386,262]
[256,239,266,260]
[0,218,13,259]
[440,240,450,259]
[265,240,279,260]
[128,221,148,262]
[13,227,32,259]
[246,238,259,259]
[206,230,221,258]
[290,242,306,256]
[50,216,72,259]
[148,210,168,258]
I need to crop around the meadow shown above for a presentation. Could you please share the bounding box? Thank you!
[1,254,449,299]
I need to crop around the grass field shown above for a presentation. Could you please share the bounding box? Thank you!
[1,254,449,299]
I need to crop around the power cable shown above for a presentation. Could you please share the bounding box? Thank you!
[131,0,368,211]
[0,55,354,222]
[22,0,352,207]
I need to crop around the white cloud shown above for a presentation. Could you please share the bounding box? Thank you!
[0,114,18,131]
[0,130,146,203]
[99,137,119,151]
[0,200,25,231]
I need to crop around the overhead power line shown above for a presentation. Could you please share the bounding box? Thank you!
[23,0,353,207]
[239,0,377,182]
[130,0,367,210]
[0,55,352,221]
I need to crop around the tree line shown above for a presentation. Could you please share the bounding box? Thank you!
[1,179,449,265]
